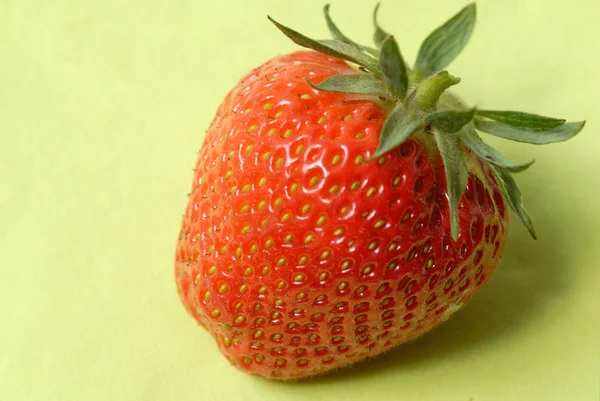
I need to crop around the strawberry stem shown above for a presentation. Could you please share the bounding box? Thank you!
[410,71,461,111]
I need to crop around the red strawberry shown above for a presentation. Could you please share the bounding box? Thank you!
[174,3,583,379]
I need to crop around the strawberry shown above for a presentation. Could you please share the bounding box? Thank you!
[174,3,584,379]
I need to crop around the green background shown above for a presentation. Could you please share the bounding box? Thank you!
[1,0,599,400]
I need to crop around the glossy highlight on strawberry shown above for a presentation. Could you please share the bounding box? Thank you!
[174,3,583,380]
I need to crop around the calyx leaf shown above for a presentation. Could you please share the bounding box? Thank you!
[458,127,534,173]
[323,4,354,44]
[476,110,565,129]
[370,105,424,160]
[425,107,476,133]
[490,166,537,239]
[324,4,379,57]
[306,74,391,98]
[434,129,468,241]
[379,36,408,98]
[415,3,476,76]
[373,3,390,48]
[474,119,585,144]
[268,17,382,75]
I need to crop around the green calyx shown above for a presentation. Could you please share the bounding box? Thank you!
[268,2,585,241]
